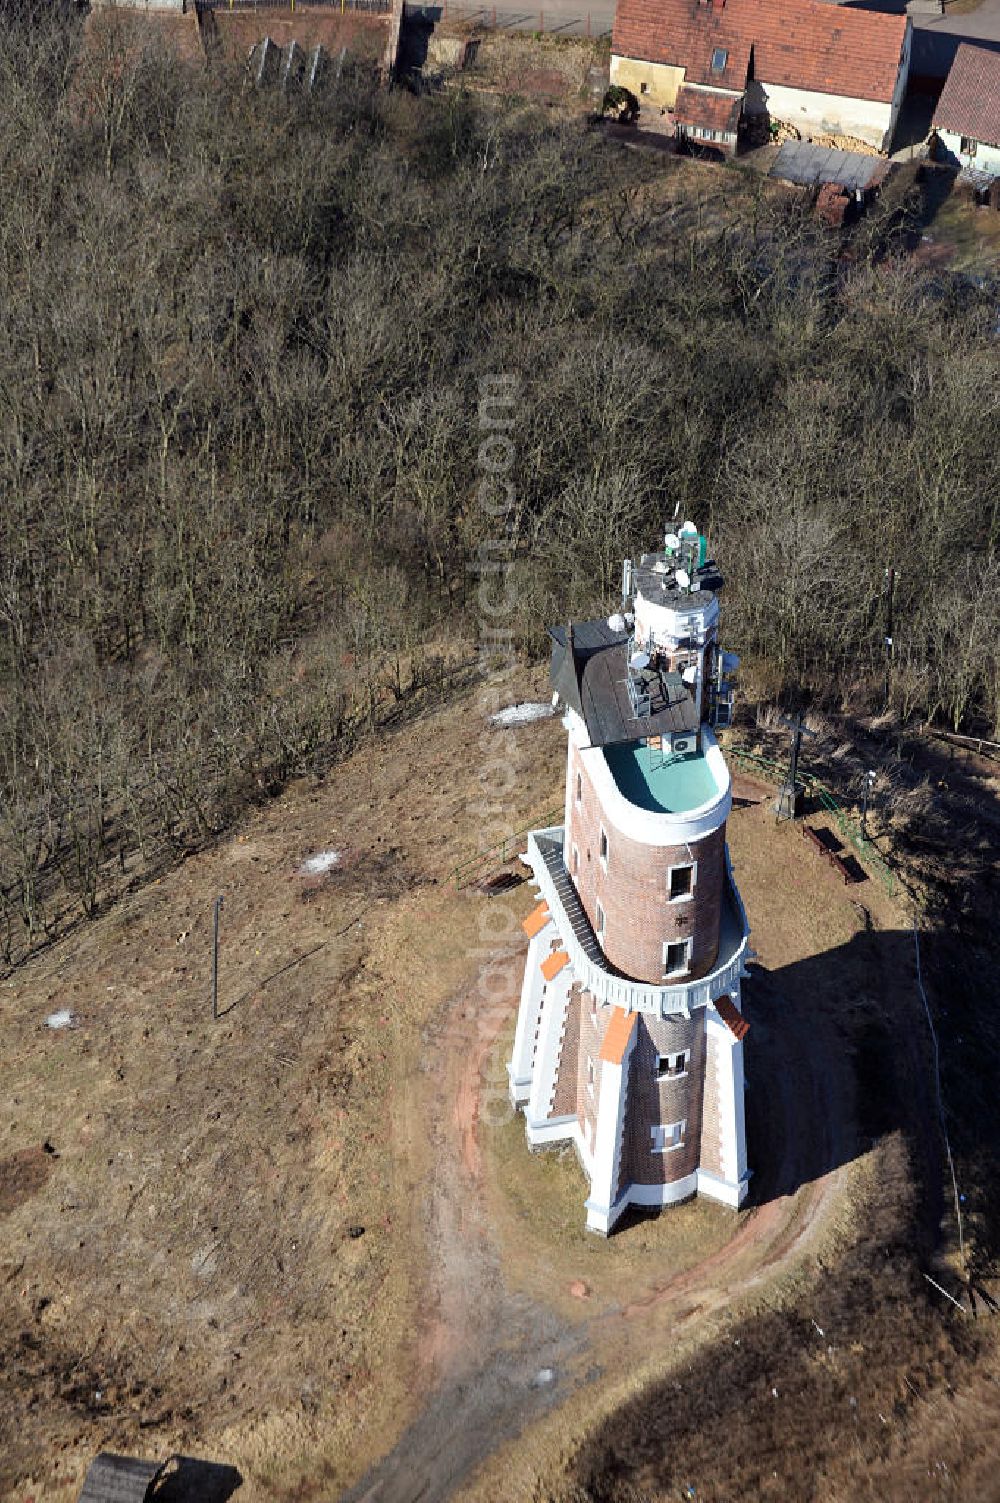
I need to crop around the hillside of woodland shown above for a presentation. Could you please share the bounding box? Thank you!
[1,10,1000,969]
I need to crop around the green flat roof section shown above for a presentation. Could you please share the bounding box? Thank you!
[604,742,718,815]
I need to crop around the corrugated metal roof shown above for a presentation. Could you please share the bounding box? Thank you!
[957,164,999,190]
[769,141,889,190]
[78,1454,164,1503]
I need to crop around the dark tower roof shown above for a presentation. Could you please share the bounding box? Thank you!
[549,622,699,747]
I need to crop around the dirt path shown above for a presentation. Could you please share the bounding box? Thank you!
[342,895,858,1503]
[344,945,588,1503]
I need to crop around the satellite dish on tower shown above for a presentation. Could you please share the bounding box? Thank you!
[665,532,680,551]
[675,568,690,591]
[630,650,650,671]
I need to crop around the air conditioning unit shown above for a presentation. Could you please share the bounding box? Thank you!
[672,737,693,754]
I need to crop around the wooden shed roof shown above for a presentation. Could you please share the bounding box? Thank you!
[78,1453,165,1503]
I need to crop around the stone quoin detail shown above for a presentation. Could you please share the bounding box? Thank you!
[508,523,751,1234]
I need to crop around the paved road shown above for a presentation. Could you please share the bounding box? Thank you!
[411,0,1000,56]
[917,0,1000,43]
[909,0,1000,77]
[406,0,615,35]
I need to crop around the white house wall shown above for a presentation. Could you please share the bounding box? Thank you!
[937,127,1000,175]
[889,23,913,145]
[750,80,894,148]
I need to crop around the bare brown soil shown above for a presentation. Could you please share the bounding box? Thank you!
[0,666,563,1502]
[463,33,601,104]
[0,677,957,1503]
[342,778,910,1503]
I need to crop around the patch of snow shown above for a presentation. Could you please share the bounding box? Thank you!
[489,702,554,727]
[299,850,342,876]
[533,1368,556,1387]
[607,612,626,632]
[45,1009,75,1030]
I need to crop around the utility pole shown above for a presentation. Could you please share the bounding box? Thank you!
[861,769,876,842]
[212,895,224,1022]
[775,712,816,821]
[884,566,896,710]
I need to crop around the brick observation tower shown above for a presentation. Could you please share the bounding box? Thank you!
[508,523,751,1234]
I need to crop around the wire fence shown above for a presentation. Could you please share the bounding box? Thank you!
[199,0,391,13]
[452,747,899,896]
[729,746,897,896]
[451,806,562,888]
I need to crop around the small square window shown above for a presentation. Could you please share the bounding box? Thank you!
[587,1056,595,1090]
[711,46,727,72]
[572,844,580,875]
[640,81,649,94]
[663,939,690,977]
[599,827,609,867]
[656,1051,689,1080]
[596,900,606,940]
[669,864,694,900]
[651,1120,686,1152]
[576,771,582,803]
[961,135,978,156]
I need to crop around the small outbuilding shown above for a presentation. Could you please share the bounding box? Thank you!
[933,42,1000,185]
[673,84,742,154]
[78,1453,165,1503]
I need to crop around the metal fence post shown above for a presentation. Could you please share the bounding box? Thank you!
[211,895,224,1022]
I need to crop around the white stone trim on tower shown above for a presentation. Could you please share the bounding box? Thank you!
[508,922,555,1106]
[525,959,575,1136]
[565,708,732,847]
[696,1000,749,1209]
[524,827,750,1018]
[585,1021,638,1236]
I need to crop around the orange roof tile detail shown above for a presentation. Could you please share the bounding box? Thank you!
[541,949,570,982]
[599,1007,638,1065]
[674,84,742,132]
[522,901,551,938]
[612,0,908,106]
[716,994,750,1041]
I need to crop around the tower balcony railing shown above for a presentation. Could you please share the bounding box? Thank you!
[525,826,750,1020]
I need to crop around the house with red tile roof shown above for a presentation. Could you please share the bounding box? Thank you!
[933,43,1000,182]
[610,0,912,154]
